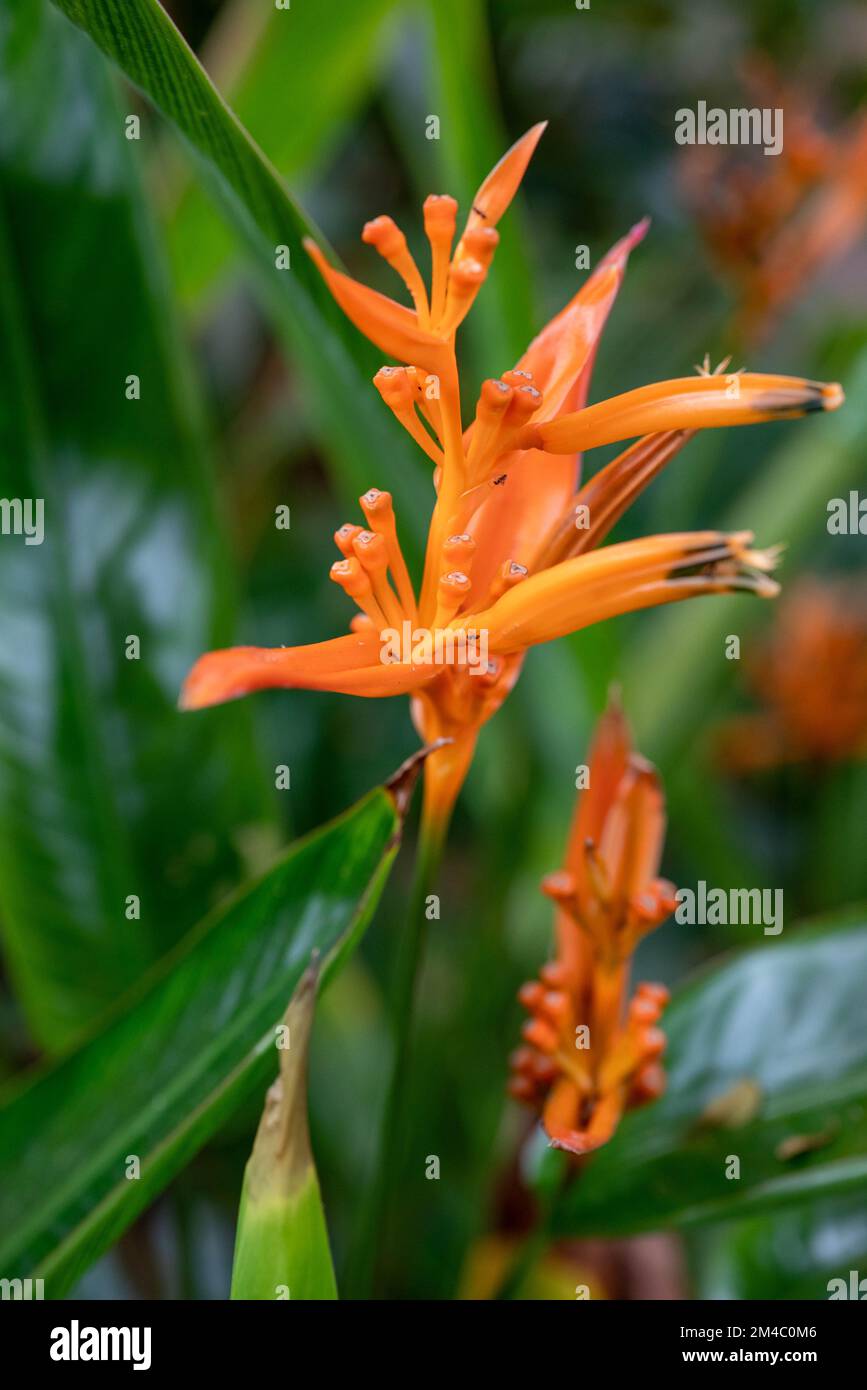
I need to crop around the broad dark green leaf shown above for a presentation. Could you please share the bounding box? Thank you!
[169,0,401,306]
[548,910,867,1236]
[0,781,402,1298]
[51,0,428,549]
[0,0,272,1049]
[696,1194,867,1300]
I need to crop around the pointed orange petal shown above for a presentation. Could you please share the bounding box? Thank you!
[541,1074,582,1139]
[515,218,650,419]
[571,430,693,555]
[470,531,780,652]
[180,632,436,709]
[460,121,547,239]
[568,698,632,879]
[459,223,650,594]
[525,374,844,454]
[534,431,694,572]
[304,239,449,371]
[597,759,667,907]
[464,446,575,605]
[545,1086,624,1155]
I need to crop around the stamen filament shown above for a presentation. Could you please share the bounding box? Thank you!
[359,488,418,623]
[439,259,486,336]
[330,557,389,630]
[352,530,406,630]
[423,194,458,327]
[373,369,444,465]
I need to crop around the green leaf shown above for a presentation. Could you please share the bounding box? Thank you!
[0,779,404,1298]
[549,909,867,1237]
[51,0,428,550]
[168,0,401,306]
[0,0,272,1049]
[696,1194,867,1300]
[231,961,337,1301]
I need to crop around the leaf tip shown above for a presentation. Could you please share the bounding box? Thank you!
[384,738,453,821]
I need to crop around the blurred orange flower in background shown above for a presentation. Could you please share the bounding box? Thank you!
[717,575,867,772]
[682,60,867,343]
[509,699,676,1155]
[182,123,843,835]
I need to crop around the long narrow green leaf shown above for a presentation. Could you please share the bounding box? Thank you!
[231,961,337,1301]
[169,0,401,306]
[51,0,428,547]
[0,0,272,1048]
[547,909,867,1236]
[0,779,404,1298]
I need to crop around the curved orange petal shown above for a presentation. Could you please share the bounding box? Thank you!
[470,531,780,652]
[544,1085,624,1155]
[568,698,632,877]
[465,446,574,604]
[464,222,649,600]
[597,760,667,908]
[516,217,650,420]
[180,632,437,709]
[525,374,844,455]
[541,1074,582,1143]
[304,239,449,372]
[459,121,547,241]
[534,431,694,572]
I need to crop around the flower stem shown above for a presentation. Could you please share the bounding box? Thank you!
[492,1164,567,1301]
[347,814,446,1297]
[493,1213,553,1301]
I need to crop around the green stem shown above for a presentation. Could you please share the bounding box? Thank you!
[493,1149,570,1300]
[347,816,446,1297]
[494,1215,552,1302]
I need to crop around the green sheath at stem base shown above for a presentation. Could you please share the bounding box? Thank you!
[231,963,338,1301]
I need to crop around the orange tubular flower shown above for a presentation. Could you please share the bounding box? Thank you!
[181,123,844,835]
[717,576,867,772]
[509,700,677,1156]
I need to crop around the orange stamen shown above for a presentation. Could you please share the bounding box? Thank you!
[362,215,431,324]
[374,367,444,465]
[439,258,487,336]
[433,570,472,629]
[359,488,418,623]
[352,529,405,629]
[423,194,458,328]
[330,556,389,631]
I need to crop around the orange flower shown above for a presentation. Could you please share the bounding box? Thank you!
[717,575,867,772]
[682,62,867,343]
[509,700,676,1155]
[181,123,843,833]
